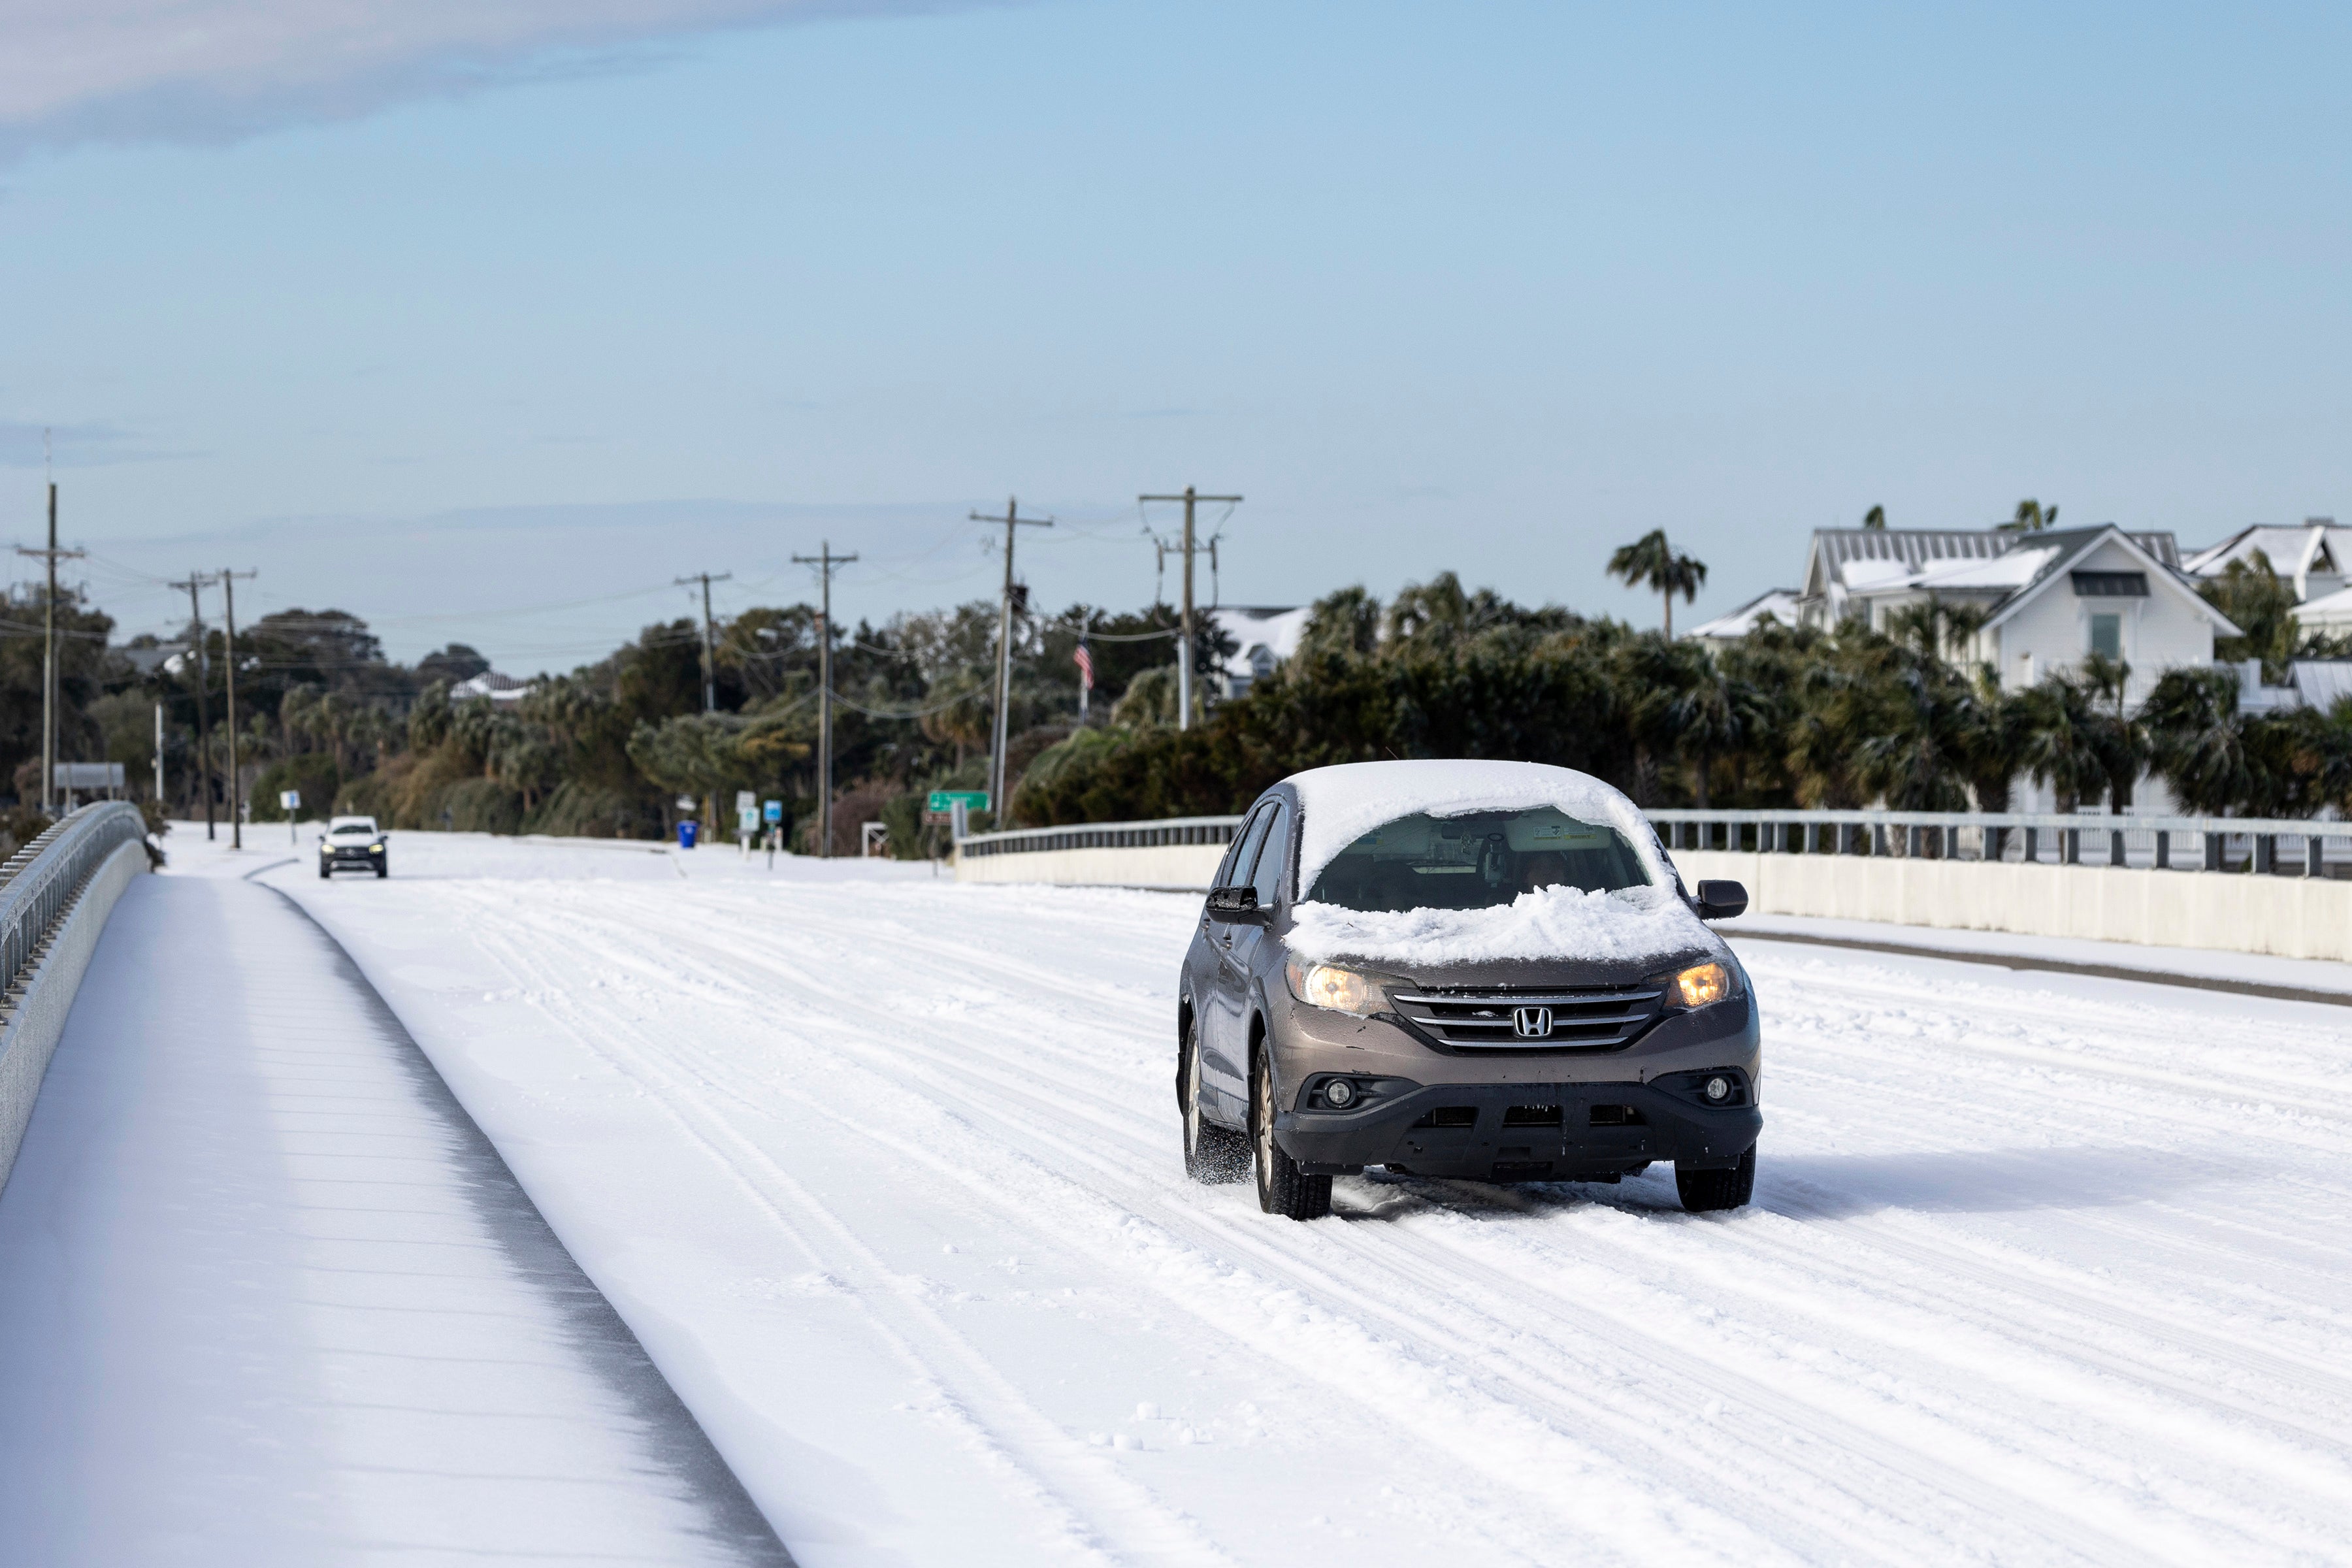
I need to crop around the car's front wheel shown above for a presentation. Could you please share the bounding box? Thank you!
[1250,1045,1330,1220]
[1179,1020,1247,1183]
[1675,1144,1756,1213]
[318,862,331,879]
[376,858,388,879]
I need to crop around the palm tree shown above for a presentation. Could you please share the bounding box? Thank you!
[1862,505,1886,531]
[1607,531,1708,638]
[1999,498,2059,532]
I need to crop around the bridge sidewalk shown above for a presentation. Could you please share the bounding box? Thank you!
[0,872,788,1565]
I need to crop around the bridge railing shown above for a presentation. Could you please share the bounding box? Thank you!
[1647,807,2351,876]
[954,815,1249,858]
[0,802,153,1190]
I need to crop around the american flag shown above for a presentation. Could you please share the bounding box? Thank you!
[1072,638,1094,689]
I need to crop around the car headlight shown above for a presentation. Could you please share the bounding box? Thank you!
[369,844,383,853]
[1284,956,1382,1016]
[1671,961,1731,1009]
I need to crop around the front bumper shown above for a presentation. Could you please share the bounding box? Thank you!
[322,848,382,868]
[1273,1073,1761,1182]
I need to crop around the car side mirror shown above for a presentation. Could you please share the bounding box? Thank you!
[1205,885,1267,923]
[1695,879,1748,921]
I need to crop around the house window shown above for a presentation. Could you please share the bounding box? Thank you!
[2071,571,2149,597]
[2089,613,2122,661]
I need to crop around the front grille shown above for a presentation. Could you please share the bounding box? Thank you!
[1388,985,1664,1051]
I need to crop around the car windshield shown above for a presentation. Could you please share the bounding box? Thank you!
[1301,807,1654,913]
[331,824,376,836]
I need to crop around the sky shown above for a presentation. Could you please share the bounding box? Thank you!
[5,0,2349,670]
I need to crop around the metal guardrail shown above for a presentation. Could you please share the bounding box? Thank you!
[955,800,2352,879]
[955,815,1247,858]
[1647,806,2352,875]
[0,803,149,999]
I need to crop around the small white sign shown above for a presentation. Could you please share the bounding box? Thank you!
[280,790,301,809]
[738,807,760,833]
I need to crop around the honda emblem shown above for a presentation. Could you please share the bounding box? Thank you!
[1512,1005,1553,1039]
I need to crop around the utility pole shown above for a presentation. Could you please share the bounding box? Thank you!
[18,478,86,815]
[675,570,732,713]
[170,574,217,840]
[970,497,1052,813]
[220,569,257,849]
[790,542,857,857]
[1139,486,1240,730]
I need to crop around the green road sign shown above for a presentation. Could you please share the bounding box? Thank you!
[928,790,990,813]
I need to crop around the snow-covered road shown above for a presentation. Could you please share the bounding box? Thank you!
[235,832,2352,1567]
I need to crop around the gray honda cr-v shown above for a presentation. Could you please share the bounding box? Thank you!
[1177,760,1759,1219]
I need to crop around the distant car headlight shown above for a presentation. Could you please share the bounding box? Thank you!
[1284,956,1381,1016]
[369,844,383,853]
[1672,962,1730,1009]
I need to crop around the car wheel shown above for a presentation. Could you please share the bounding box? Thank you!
[1179,1019,1247,1183]
[1675,1144,1756,1213]
[1250,1044,1330,1220]
[376,860,388,879]
[318,863,331,879]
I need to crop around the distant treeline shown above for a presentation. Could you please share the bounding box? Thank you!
[7,548,2347,856]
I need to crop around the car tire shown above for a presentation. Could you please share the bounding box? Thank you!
[376,860,388,879]
[319,864,331,879]
[1675,1144,1756,1213]
[1250,1045,1331,1221]
[1179,1020,1248,1183]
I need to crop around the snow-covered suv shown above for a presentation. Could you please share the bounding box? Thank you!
[1177,760,1759,1218]
[318,815,389,879]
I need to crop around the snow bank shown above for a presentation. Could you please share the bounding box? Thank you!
[1288,881,1719,968]
[1286,759,1673,898]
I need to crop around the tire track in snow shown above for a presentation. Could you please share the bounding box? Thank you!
[485,885,2217,1565]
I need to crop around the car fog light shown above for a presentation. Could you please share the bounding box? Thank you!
[1705,1076,1730,1103]
[1324,1079,1357,1109]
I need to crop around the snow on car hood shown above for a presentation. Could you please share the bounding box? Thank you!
[1286,882,1720,968]
[1285,759,1673,894]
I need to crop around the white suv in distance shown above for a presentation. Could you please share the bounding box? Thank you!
[319,815,389,878]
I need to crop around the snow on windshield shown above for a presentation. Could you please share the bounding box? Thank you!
[1283,760,1712,967]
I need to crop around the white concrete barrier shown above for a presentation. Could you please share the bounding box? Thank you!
[1671,848,2352,964]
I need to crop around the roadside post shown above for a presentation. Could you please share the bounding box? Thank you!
[763,798,782,869]
[735,791,757,858]
[928,790,986,858]
[281,789,301,845]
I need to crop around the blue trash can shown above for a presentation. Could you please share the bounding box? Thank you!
[678,819,698,849]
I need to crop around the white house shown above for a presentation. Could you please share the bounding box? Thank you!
[2183,518,2349,605]
[1685,589,1802,648]
[1209,605,1313,697]
[1795,524,2239,704]
[451,671,531,706]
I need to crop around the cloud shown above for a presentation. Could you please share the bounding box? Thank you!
[3,0,973,153]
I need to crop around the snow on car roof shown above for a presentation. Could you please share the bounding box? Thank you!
[1281,760,1714,968]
